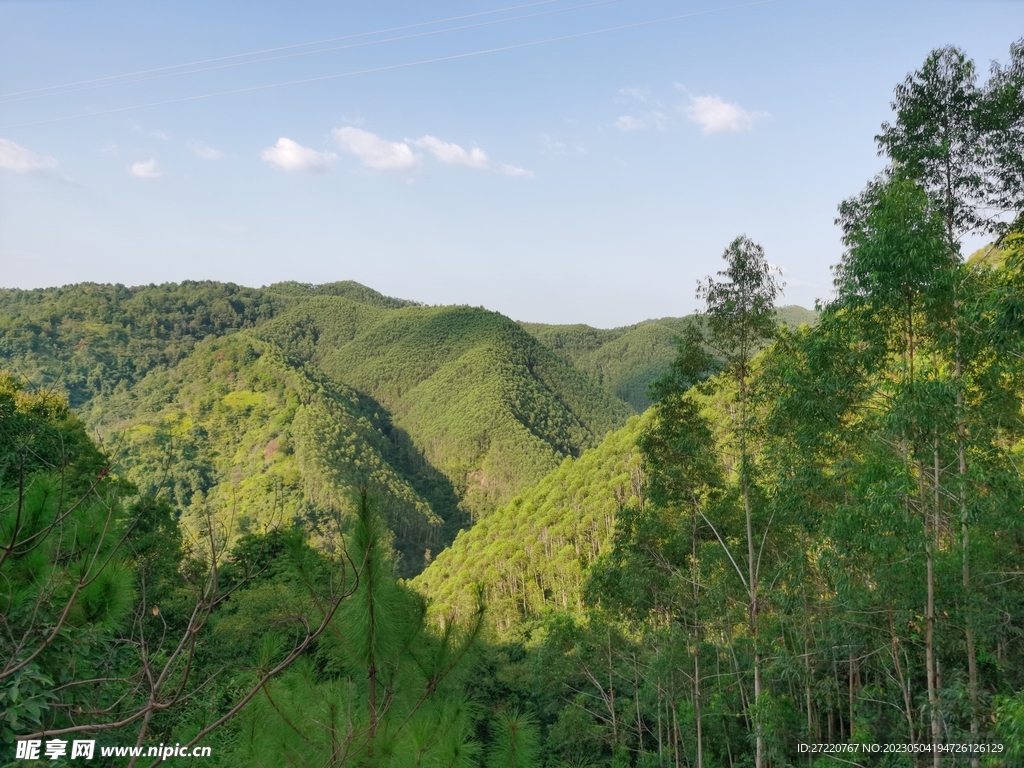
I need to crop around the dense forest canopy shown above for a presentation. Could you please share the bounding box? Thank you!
[2,40,1024,768]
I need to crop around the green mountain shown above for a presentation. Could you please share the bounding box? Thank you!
[90,332,453,575]
[518,319,691,412]
[411,414,647,631]
[0,279,413,418]
[0,280,812,578]
[257,298,636,521]
[775,303,819,329]
[1,281,634,573]
[520,306,817,411]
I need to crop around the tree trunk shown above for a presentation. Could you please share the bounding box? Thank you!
[955,317,980,767]
[608,630,618,746]
[692,509,704,768]
[926,532,941,767]
[744,475,763,768]
[634,655,645,754]
[849,649,856,736]
[694,647,703,768]
[889,607,916,746]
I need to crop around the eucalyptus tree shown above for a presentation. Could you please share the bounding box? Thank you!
[623,327,721,768]
[877,46,987,240]
[754,314,868,746]
[983,40,1024,231]
[835,175,956,763]
[695,236,783,768]
[876,42,1024,752]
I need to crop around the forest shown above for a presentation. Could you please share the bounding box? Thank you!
[2,42,1023,767]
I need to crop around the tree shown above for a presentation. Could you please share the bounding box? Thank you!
[0,373,365,759]
[876,42,1024,756]
[634,327,720,768]
[877,46,987,240]
[695,236,783,768]
[983,39,1024,232]
[228,490,485,768]
[835,175,955,764]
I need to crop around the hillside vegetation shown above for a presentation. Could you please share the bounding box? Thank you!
[257,298,635,520]
[411,414,647,631]
[92,332,453,574]
[0,279,413,417]
[1,282,636,571]
[521,305,816,411]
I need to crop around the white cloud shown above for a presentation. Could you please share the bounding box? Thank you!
[332,127,416,171]
[260,138,337,172]
[616,115,645,132]
[615,112,668,132]
[497,164,532,178]
[0,138,58,174]
[411,134,533,177]
[188,140,223,161]
[410,135,489,169]
[99,142,119,156]
[328,125,531,178]
[129,160,161,178]
[684,95,760,134]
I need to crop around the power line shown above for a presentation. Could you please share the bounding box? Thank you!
[0,0,565,99]
[0,0,622,106]
[0,0,777,131]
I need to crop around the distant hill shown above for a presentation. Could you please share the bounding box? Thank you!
[520,306,817,412]
[411,414,647,631]
[0,280,413,417]
[257,298,635,521]
[91,332,450,575]
[966,242,1006,269]
[775,304,819,329]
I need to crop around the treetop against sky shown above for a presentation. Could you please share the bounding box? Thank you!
[2,0,1023,326]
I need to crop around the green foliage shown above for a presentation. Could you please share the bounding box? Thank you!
[993,690,1024,761]
[0,666,55,738]
[835,175,955,319]
[0,377,136,743]
[521,309,815,413]
[487,707,540,768]
[877,46,986,238]
[92,333,446,575]
[258,298,633,522]
[413,417,647,633]
[698,235,783,376]
[222,492,487,768]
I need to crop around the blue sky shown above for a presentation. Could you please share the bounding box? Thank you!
[2,0,1022,326]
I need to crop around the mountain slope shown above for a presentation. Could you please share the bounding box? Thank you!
[521,306,818,411]
[92,332,452,575]
[0,280,413,418]
[257,298,635,521]
[519,319,691,411]
[411,414,648,632]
